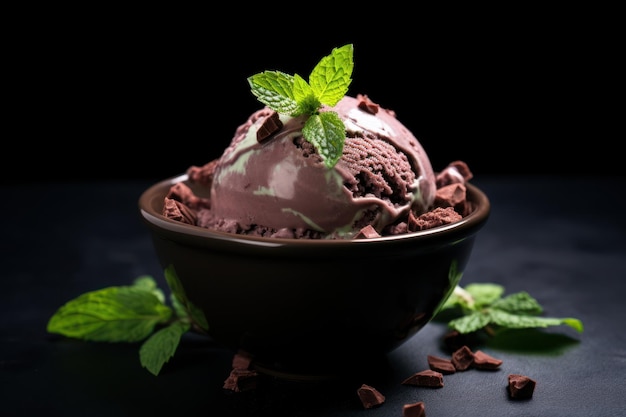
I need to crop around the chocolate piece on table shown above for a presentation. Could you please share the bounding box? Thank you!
[427,354,456,374]
[508,374,536,399]
[402,369,444,388]
[357,384,385,409]
[451,345,475,371]
[223,368,258,392]
[232,349,253,369]
[473,350,503,370]
[402,401,426,417]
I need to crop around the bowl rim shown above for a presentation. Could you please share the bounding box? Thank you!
[139,174,490,248]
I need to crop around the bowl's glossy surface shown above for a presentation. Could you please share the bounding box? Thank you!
[139,175,490,378]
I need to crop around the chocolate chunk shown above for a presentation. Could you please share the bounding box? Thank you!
[508,374,536,399]
[427,354,456,374]
[451,345,475,371]
[256,111,283,143]
[435,183,467,208]
[222,368,258,392]
[186,159,218,186]
[356,93,379,114]
[409,207,463,231]
[436,160,473,187]
[357,384,385,409]
[354,224,381,239]
[402,369,444,388]
[473,350,503,370]
[402,401,426,417]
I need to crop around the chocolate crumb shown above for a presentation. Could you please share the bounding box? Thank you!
[357,384,385,409]
[427,354,456,374]
[402,401,426,417]
[473,350,503,370]
[256,111,283,143]
[223,368,258,392]
[508,374,536,399]
[402,369,444,388]
[451,345,475,371]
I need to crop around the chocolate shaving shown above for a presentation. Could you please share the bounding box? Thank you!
[162,198,197,225]
[256,111,283,143]
[508,374,536,399]
[166,182,210,210]
[402,369,444,388]
[451,345,475,371]
[427,354,456,374]
[357,384,385,409]
[402,401,426,417]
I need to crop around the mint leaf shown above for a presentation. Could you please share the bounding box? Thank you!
[47,286,172,342]
[435,283,584,335]
[302,112,346,168]
[448,311,492,334]
[491,291,543,315]
[465,283,505,307]
[248,70,299,115]
[132,275,166,304]
[308,43,353,106]
[488,309,583,332]
[139,321,190,376]
[247,44,354,168]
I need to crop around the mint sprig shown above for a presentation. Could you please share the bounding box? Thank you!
[248,43,354,168]
[47,267,208,376]
[436,283,584,335]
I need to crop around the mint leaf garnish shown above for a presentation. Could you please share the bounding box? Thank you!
[248,44,354,168]
[437,283,584,335]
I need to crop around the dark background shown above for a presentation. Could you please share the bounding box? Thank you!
[7,10,620,184]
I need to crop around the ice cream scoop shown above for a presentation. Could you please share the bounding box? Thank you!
[205,94,436,239]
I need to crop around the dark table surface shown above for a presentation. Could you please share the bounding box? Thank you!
[3,175,625,417]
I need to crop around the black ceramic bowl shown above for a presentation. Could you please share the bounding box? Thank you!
[139,174,490,378]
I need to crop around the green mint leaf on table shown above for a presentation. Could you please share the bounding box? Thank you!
[164,264,209,332]
[46,278,172,342]
[436,283,584,335]
[47,272,209,376]
[140,321,190,376]
[248,43,354,168]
